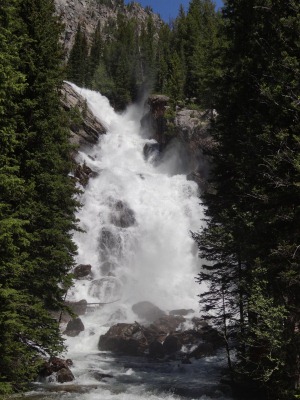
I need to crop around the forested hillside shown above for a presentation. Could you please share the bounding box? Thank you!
[0,0,299,398]
[66,0,221,109]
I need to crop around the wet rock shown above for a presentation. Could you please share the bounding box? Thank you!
[66,299,88,316]
[99,228,122,258]
[189,342,214,359]
[110,200,136,228]
[52,300,87,323]
[169,309,194,316]
[93,372,114,381]
[187,171,207,191]
[74,163,97,187]
[148,95,170,118]
[98,318,221,361]
[73,264,92,279]
[148,339,165,359]
[150,315,185,333]
[132,301,166,322]
[57,367,75,383]
[143,95,170,147]
[98,322,148,356]
[163,335,182,354]
[64,317,85,337]
[176,330,202,347]
[143,141,160,162]
[88,277,121,302]
[39,357,74,383]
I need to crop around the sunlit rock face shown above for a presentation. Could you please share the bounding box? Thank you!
[61,82,106,149]
[54,0,162,59]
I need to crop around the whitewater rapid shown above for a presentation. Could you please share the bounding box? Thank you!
[68,84,204,317]
[33,84,232,400]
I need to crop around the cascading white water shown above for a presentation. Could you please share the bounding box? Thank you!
[54,84,231,400]
[68,84,204,314]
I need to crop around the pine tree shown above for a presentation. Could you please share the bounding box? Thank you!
[184,0,221,107]
[194,1,300,397]
[0,0,78,392]
[86,21,103,87]
[154,24,172,94]
[67,23,89,86]
[139,15,157,89]
[165,52,185,102]
[0,1,31,392]
[102,13,139,108]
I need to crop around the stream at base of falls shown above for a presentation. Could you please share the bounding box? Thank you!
[28,353,232,400]
[25,84,235,400]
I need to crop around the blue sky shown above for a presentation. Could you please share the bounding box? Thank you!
[125,0,223,22]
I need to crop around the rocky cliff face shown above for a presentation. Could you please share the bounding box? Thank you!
[54,0,161,58]
[61,81,106,148]
[60,82,106,186]
[142,96,215,192]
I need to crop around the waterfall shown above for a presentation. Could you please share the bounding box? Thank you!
[57,85,231,400]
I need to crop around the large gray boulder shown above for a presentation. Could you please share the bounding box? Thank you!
[64,317,85,337]
[98,316,222,361]
[39,357,74,383]
[110,200,136,228]
[57,368,75,383]
[98,322,149,356]
[73,264,92,279]
[150,315,185,333]
[98,227,122,259]
[65,299,88,316]
[132,301,166,322]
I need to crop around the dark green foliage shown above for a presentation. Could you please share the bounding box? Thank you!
[154,24,172,94]
[194,0,300,397]
[86,21,103,86]
[91,12,149,109]
[67,23,89,86]
[0,0,78,392]
[139,16,157,87]
[184,0,222,107]
[67,0,221,109]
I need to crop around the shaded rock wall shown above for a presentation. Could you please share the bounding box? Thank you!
[142,96,216,192]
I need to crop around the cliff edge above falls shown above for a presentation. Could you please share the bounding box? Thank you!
[142,95,216,192]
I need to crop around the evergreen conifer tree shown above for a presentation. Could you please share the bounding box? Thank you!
[184,0,221,107]
[67,23,89,86]
[86,21,103,86]
[194,1,300,397]
[0,0,78,392]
